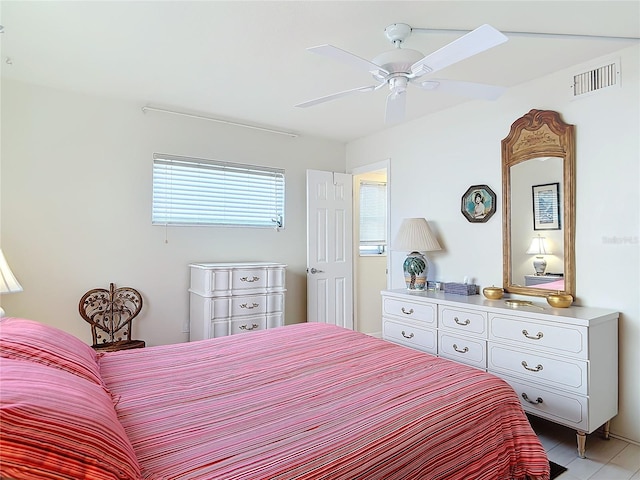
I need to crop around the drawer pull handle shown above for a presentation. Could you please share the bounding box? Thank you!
[521,361,543,372]
[454,317,470,326]
[240,302,259,309]
[453,344,469,354]
[401,330,414,339]
[239,323,259,331]
[522,329,544,340]
[401,307,414,315]
[240,276,260,282]
[522,393,543,405]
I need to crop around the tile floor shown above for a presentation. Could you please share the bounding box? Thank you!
[529,416,640,480]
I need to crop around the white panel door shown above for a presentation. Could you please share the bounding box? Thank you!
[306,170,353,328]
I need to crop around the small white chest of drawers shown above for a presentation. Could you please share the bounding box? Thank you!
[381,289,618,458]
[189,262,286,341]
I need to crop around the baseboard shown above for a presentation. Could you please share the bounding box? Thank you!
[610,433,640,447]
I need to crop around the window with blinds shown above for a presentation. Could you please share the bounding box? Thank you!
[359,181,387,255]
[152,154,285,228]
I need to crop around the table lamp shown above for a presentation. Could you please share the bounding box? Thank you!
[0,249,23,317]
[394,218,441,290]
[526,235,551,275]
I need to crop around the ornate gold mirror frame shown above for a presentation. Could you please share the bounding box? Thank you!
[502,109,575,298]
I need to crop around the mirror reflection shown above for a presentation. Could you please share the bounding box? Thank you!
[510,157,564,290]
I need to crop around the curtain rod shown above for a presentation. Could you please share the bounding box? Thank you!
[141,106,299,138]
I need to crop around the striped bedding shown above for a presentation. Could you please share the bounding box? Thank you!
[99,323,550,480]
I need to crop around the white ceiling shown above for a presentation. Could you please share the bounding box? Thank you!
[1,1,638,143]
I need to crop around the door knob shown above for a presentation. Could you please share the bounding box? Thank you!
[308,267,324,274]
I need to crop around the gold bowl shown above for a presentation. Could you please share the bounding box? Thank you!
[483,286,504,300]
[546,293,574,308]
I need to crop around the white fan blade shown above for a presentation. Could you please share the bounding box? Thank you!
[416,78,507,100]
[385,91,406,125]
[308,44,390,77]
[411,24,508,77]
[295,85,378,108]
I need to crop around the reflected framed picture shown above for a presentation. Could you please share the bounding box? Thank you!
[532,182,561,230]
[461,184,496,223]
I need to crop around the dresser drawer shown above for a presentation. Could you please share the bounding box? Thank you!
[439,306,487,336]
[230,316,267,334]
[232,295,268,316]
[383,297,436,325]
[211,294,284,319]
[500,375,588,431]
[488,345,588,394]
[489,314,587,359]
[438,332,486,369]
[383,318,437,354]
[231,268,269,291]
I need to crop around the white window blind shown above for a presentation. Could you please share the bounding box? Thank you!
[359,181,387,254]
[152,154,285,228]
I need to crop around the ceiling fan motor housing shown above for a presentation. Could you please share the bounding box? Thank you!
[372,48,425,80]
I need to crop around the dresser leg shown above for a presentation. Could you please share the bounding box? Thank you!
[576,430,587,458]
[602,421,611,440]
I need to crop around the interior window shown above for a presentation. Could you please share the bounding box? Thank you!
[359,181,387,255]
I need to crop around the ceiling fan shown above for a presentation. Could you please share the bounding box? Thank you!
[295,23,509,125]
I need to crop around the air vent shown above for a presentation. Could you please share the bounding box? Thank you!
[572,60,620,98]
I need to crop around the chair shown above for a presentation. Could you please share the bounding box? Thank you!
[79,282,145,352]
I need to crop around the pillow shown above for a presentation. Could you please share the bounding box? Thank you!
[0,317,104,386]
[0,358,141,480]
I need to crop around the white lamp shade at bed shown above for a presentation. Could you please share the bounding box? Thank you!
[394,218,441,290]
[0,249,23,317]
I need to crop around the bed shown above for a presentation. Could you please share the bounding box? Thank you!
[529,278,565,291]
[1,317,550,480]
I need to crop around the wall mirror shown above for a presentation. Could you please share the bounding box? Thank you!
[502,109,575,298]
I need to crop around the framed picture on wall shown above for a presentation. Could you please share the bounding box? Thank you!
[532,182,561,230]
[461,184,496,223]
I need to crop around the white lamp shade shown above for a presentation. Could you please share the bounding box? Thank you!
[526,236,552,255]
[394,218,441,253]
[0,249,23,294]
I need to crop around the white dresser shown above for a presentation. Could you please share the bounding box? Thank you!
[189,262,286,341]
[381,289,618,458]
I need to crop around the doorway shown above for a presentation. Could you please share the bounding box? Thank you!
[352,161,390,337]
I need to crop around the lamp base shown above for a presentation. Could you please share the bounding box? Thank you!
[403,252,428,290]
[532,256,547,275]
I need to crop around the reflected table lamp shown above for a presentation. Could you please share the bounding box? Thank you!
[394,218,441,290]
[0,249,23,317]
[526,235,551,276]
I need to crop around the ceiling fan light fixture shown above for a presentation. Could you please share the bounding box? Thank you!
[389,76,408,93]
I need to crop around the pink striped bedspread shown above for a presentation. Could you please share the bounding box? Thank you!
[99,323,549,480]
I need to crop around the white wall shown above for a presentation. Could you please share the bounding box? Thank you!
[1,79,346,346]
[346,45,640,443]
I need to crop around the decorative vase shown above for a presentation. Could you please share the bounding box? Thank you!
[483,286,504,300]
[403,252,427,290]
[532,256,547,275]
[547,292,573,308]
